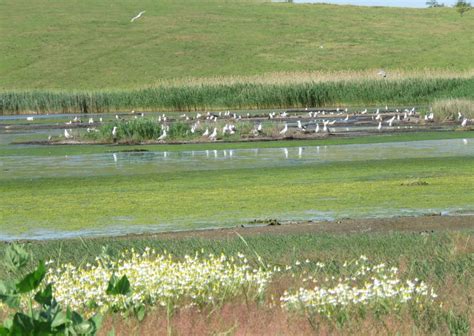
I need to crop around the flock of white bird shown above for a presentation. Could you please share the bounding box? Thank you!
[38,104,471,142]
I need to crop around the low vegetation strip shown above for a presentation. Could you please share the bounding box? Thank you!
[2,77,473,114]
[1,230,472,335]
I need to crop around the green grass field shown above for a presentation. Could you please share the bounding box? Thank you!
[1,0,473,90]
[1,0,473,113]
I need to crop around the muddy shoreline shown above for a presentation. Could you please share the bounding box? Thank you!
[9,215,469,243]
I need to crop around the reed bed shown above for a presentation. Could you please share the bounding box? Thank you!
[432,98,474,121]
[2,77,473,115]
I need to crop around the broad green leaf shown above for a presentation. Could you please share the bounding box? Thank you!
[10,313,34,335]
[51,311,68,329]
[4,244,30,271]
[16,261,46,293]
[74,321,94,334]
[106,275,130,295]
[0,325,9,336]
[135,305,146,322]
[0,280,20,308]
[34,284,53,306]
[90,314,103,331]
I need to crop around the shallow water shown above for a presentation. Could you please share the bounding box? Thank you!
[1,139,472,180]
[1,118,473,240]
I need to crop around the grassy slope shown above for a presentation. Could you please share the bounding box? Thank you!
[1,0,473,90]
[1,156,473,234]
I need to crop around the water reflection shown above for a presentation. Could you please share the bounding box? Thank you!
[0,139,473,180]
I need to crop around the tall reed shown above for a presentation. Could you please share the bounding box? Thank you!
[1,78,473,115]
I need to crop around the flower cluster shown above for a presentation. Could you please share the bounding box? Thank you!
[45,248,272,316]
[280,256,437,318]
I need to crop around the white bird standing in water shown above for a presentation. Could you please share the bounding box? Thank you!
[315,123,320,133]
[297,120,303,130]
[386,116,396,127]
[64,129,72,139]
[280,123,288,135]
[323,120,330,132]
[131,11,146,22]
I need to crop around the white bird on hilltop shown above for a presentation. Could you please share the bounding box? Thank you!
[131,11,146,22]
[280,123,288,135]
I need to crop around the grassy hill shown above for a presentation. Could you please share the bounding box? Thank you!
[1,0,473,90]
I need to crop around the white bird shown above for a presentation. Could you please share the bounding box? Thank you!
[26,116,34,121]
[315,123,320,133]
[202,128,209,136]
[157,129,167,141]
[378,70,387,78]
[209,128,217,140]
[361,109,368,115]
[64,129,72,139]
[113,153,118,163]
[458,112,463,121]
[377,122,382,131]
[112,126,118,138]
[131,11,146,23]
[323,120,330,132]
[99,117,103,122]
[222,124,229,135]
[297,120,303,130]
[386,116,396,127]
[344,114,349,121]
[257,123,263,133]
[280,123,288,135]
[461,118,468,127]
[88,118,94,124]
